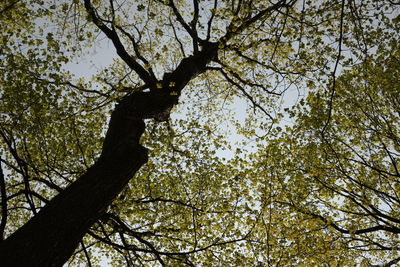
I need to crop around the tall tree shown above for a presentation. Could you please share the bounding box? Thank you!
[263,45,400,266]
[0,0,398,266]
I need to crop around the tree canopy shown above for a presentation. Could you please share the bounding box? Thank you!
[0,0,399,266]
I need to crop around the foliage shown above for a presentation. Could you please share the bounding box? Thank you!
[263,45,400,265]
[0,0,399,266]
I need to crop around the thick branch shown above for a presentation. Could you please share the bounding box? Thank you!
[0,160,7,241]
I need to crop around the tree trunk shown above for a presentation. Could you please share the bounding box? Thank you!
[0,42,218,266]
[0,100,149,267]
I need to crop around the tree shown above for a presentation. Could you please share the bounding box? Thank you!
[263,44,400,265]
[0,0,398,266]
[262,43,400,266]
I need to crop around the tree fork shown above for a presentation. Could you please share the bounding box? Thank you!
[0,42,219,266]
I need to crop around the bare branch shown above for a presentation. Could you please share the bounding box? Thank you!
[165,0,200,52]
[169,17,186,57]
[83,0,157,87]
[321,0,345,135]
[113,24,157,79]
[218,68,274,120]
[222,0,296,44]
[7,190,49,204]
[206,0,217,41]
[80,240,93,267]
[384,256,400,267]
[0,130,37,214]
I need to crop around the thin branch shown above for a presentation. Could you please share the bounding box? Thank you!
[169,17,186,57]
[63,81,111,98]
[80,240,93,267]
[134,197,202,211]
[7,189,49,204]
[83,0,157,87]
[321,0,345,135]
[166,0,200,49]
[89,227,247,257]
[106,213,165,265]
[0,130,37,214]
[384,256,400,267]
[206,0,218,41]
[218,69,274,120]
[218,59,282,95]
[223,0,295,43]
[71,119,89,169]
[280,201,400,235]
[113,24,157,79]
[31,177,63,193]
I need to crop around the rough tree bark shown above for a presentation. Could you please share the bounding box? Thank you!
[0,40,218,266]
